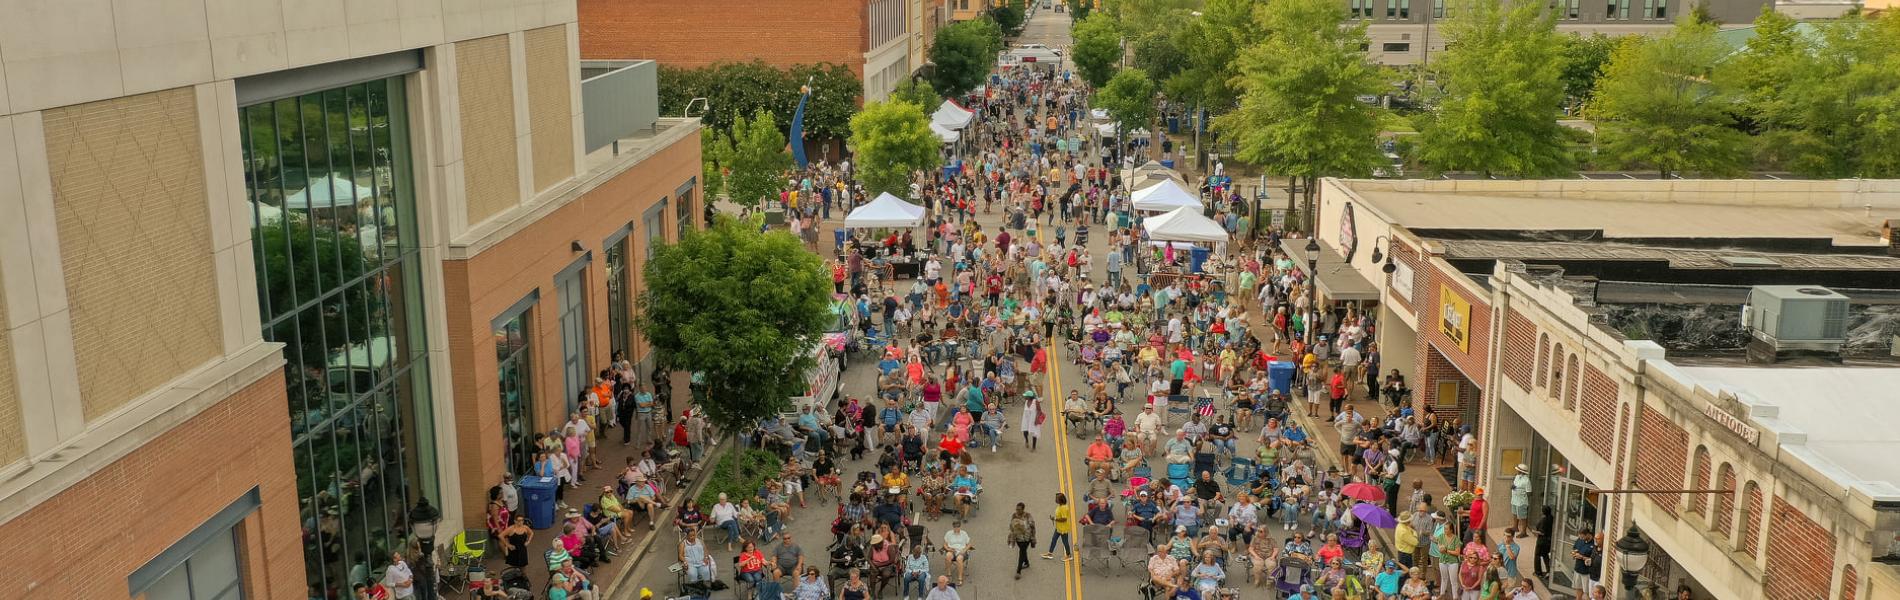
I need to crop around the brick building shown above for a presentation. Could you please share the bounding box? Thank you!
[1353,0,1775,65]
[0,1,698,598]
[578,0,942,101]
[1314,178,1900,599]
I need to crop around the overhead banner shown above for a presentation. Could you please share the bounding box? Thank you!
[1339,202,1358,263]
[1438,283,1471,353]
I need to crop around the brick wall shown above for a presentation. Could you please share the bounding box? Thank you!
[1501,310,1534,391]
[1535,334,1548,388]
[1633,405,1688,516]
[1689,446,1711,515]
[1714,464,1736,539]
[1842,564,1858,600]
[1765,495,1836,600]
[0,371,303,600]
[1741,482,1764,557]
[578,0,871,75]
[443,132,702,527]
[1580,365,1617,460]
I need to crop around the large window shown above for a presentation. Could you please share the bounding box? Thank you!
[556,263,589,412]
[605,232,631,363]
[495,309,534,477]
[141,530,243,600]
[644,199,668,260]
[240,76,438,597]
[676,178,696,241]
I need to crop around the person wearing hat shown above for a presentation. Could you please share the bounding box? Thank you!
[1375,560,1404,598]
[1511,464,1533,536]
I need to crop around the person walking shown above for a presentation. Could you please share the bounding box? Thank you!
[1042,493,1075,561]
[1020,389,1044,451]
[1010,502,1038,579]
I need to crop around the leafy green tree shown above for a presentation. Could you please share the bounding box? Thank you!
[991,0,1028,36]
[257,217,374,371]
[657,61,861,141]
[1687,0,1719,25]
[1167,0,1265,110]
[850,100,943,198]
[700,127,732,201]
[1094,68,1158,137]
[930,20,1006,97]
[1130,11,1192,84]
[722,110,793,206]
[1214,0,1385,228]
[1415,0,1575,177]
[1588,18,1748,178]
[1558,33,1623,109]
[1071,13,1124,88]
[637,215,831,435]
[891,78,941,110]
[1067,0,1092,20]
[1723,10,1900,177]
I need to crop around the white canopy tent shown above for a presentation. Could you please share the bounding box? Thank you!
[1122,160,1173,184]
[1089,108,1110,121]
[931,100,975,130]
[286,174,374,209]
[1142,206,1229,243]
[930,122,960,144]
[843,193,927,228]
[1129,171,1185,191]
[1093,122,1151,139]
[1131,180,1202,212]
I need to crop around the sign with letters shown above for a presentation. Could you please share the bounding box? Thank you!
[1438,283,1471,353]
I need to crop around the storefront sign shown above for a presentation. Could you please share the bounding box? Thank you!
[1339,202,1359,263]
[1270,208,1287,230]
[1391,261,1415,303]
[1702,402,1761,445]
[1439,283,1471,353]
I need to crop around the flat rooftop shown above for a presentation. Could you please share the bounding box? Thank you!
[1341,179,1900,248]
[1679,365,1900,498]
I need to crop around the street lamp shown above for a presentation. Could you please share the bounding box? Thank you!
[1615,526,1650,593]
[1304,237,1320,345]
[409,497,442,600]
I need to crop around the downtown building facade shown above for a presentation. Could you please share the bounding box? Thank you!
[1307,178,1900,599]
[0,0,699,598]
[1354,0,1775,64]
[578,0,944,102]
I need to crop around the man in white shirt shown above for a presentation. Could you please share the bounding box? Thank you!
[383,552,415,599]
[942,521,974,583]
[1133,405,1164,455]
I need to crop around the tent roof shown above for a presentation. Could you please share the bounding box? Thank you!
[287,173,373,209]
[1142,206,1228,243]
[843,192,926,228]
[932,100,974,130]
[930,121,960,143]
[1130,171,1185,191]
[1131,179,1202,212]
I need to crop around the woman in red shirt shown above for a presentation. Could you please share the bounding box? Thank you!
[736,540,768,586]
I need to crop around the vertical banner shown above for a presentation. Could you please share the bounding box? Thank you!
[789,79,812,169]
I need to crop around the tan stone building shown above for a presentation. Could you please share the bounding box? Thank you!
[1311,178,1900,599]
[0,1,698,598]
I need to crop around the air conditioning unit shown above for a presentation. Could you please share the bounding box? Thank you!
[1744,285,1849,362]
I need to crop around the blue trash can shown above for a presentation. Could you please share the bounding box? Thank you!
[1161,159,1175,169]
[1190,247,1211,273]
[519,476,558,529]
[1268,361,1296,396]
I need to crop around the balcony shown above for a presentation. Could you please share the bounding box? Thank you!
[580,60,662,155]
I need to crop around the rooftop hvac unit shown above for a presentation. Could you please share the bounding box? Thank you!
[1744,285,1848,361]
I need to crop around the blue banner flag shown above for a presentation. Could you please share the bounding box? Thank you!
[788,80,812,169]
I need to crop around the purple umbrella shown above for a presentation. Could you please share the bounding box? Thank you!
[1352,502,1398,529]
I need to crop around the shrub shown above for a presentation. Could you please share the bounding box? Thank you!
[697,449,785,508]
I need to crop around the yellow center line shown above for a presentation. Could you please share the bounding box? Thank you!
[1035,222,1083,600]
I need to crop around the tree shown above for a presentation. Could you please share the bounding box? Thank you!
[257,217,374,372]
[1094,68,1158,138]
[1167,0,1266,110]
[1558,33,1623,109]
[930,20,1006,97]
[1588,18,1749,178]
[1415,0,1575,177]
[1722,10,1900,178]
[991,0,1028,36]
[1213,0,1385,228]
[636,215,832,435]
[1066,0,1092,20]
[1130,12,1193,84]
[721,110,793,206]
[891,78,941,110]
[1071,14,1124,88]
[700,127,732,201]
[1687,0,1718,26]
[850,100,943,198]
[658,61,862,141]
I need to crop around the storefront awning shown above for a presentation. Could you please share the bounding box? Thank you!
[1280,239,1380,301]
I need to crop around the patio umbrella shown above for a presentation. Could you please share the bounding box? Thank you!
[1341,482,1386,503]
[1351,502,1399,529]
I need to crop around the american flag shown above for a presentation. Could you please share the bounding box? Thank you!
[1196,399,1216,418]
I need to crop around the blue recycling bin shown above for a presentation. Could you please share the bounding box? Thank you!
[1268,361,1297,396]
[519,476,559,529]
[1190,247,1211,273]
[1161,159,1175,169]
[1167,116,1180,134]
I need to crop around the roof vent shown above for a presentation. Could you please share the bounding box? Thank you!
[1720,256,1781,268]
[1743,285,1849,364]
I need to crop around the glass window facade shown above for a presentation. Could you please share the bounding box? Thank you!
[605,235,630,361]
[143,529,244,600]
[644,199,667,260]
[496,310,535,478]
[675,179,695,241]
[239,76,439,598]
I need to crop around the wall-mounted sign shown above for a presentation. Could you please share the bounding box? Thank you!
[1391,260,1415,303]
[1339,202,1359,263]
[1438,283,1471,353]
[1702,402,1761,445]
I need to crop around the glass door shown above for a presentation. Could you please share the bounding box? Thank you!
[558,269,589,414]
[1546,475,1601,595]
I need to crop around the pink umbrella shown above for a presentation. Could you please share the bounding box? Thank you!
[1341,482,1386,503]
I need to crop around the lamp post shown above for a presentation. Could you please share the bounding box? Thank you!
[410,497,442,600]
[1304,237,1320,345]
[1614,526,1651,593]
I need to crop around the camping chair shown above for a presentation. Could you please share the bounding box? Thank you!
[1222,458,1256,493]
[1081,524,1116,572]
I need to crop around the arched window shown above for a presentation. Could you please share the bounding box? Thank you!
[1536,334,1550,388]
[1564,354,1581,410]
[1739,481,1763,557]
[1688,446,1711,515]
[1712,463,1736,538]
[1550,344,1566,402]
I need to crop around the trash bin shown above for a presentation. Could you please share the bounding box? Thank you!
[834,229,847,254]
[1167,116,1180,134]
[1268,361,1296,396]
[1161,159,1175,170]
[1190,247,1211,273]
[519,476,558,529]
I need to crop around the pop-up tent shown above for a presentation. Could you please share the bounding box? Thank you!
[1131,179,1202,212]
[1122,160,1173,185]
[1142,206,1229,243]
[1128,170,1185,191]
[930,122,960,144]
[932,100,975,130]
[843,192,927,228]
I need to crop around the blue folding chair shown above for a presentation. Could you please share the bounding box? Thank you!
[1223,458,1256,490]
[1167,463,1192,491]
